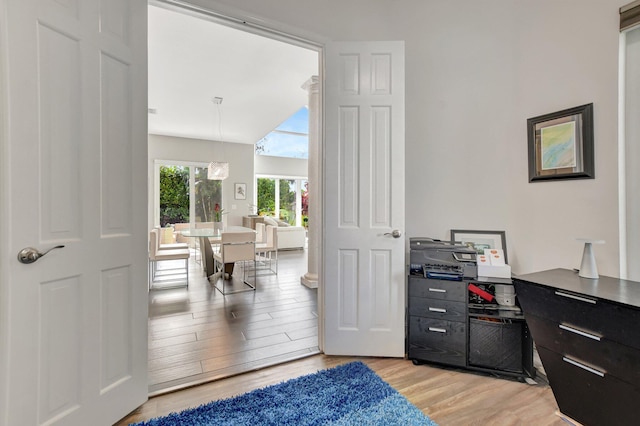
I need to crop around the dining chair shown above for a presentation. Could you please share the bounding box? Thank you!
[212,231,256,294]
[148,229,190,289]
[255,222,266,244]
[255,224,278,275]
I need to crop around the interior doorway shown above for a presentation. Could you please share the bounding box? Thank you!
[147,0,322,394]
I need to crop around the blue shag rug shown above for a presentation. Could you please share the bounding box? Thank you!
[131,361,437,425]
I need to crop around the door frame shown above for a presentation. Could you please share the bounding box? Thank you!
[148,0,327,351]
[0,0,11,418]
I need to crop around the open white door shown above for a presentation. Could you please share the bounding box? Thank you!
[323,41,405,356]
[0,1,148,425]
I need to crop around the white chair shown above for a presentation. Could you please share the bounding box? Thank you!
[255,222,266,244]
[212,231,256,295]
[255,224,278,275]
[155,226,189,251]
[148,229,190,289]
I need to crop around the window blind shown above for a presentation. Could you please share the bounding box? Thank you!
[621,0,640,31]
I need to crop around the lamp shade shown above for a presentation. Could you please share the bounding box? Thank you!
[208,161,229,180]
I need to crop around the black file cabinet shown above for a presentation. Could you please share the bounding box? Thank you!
[408,277,468,366]
[408,275,534,379]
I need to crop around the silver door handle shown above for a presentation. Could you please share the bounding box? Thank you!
[384,229,402,238]
[17,245,64,264]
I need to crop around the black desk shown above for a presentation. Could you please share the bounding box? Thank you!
[514,269,640,426]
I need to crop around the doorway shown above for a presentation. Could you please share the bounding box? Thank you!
[147,1,322,394]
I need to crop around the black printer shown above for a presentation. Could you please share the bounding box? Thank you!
[409,237,477,279]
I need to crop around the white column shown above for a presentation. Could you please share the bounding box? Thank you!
[301,76,319,288]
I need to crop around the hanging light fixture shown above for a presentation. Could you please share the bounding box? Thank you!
[208,96,229,180]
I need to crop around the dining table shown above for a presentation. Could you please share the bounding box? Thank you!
[181,226,255,278]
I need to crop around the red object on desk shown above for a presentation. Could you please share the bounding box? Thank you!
[468,283,495,302]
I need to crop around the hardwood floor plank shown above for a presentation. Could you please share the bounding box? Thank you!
[242,318,317,340]
[146,349,320,397]
[148,360,203,387]
[149,332,294,370]
[149,313,273,340]
[285,325,318,340]
[190,299,315,320]
[148,333,198,349]
[200,336,319,372]
[268,305,317,319]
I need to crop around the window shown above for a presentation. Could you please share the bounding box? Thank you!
[256,176,307,227]
[155,161,222,227]
[256,107,309,159]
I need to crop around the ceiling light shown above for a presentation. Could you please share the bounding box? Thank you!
[208,97,229,180]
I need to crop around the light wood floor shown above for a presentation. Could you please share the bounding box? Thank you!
[117,354,568,426]
[147,248,319,395]
[136,250,569,426]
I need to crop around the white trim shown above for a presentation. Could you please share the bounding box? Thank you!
[150,0,326,355]
[0,0,11,421]
[154,158,210,168]
[256,173,308,181]
[150,0,326,51]
[619,31,628,279]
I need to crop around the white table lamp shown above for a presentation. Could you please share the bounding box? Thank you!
[576,238,605,279]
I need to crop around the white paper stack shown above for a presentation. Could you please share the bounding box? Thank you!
[477,249,511,278]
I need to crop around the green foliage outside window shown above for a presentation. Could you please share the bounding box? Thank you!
[159,166,189,226]
[256,177,302,225]
[279,179,296,225]
[257,178,276,216]
[194,167,222,223]
[160,165,222,226]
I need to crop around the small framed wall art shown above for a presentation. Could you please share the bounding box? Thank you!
[527,103,594,182]
[450,229,508,264]
[234,183,246,200]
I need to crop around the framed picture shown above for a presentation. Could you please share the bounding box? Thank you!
[450,229,508,264]
[527,103,594,182]
[234,183,246,200]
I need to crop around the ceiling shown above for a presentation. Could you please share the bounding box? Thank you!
[147,5,319,145]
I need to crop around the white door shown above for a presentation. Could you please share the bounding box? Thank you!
[0,1,148,425]
[323,41,405,356]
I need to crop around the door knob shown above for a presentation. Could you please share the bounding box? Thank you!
[384,230,402,238]
[17,245,65,264]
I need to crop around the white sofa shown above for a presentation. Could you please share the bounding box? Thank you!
[262,217,306,250]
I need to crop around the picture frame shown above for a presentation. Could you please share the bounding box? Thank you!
[450,229,508,264]
[234,183,246,200]
[527,103,594,182]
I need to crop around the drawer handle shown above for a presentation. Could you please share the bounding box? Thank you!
[428,288,446,293]
[562,356,605,377]
[429,307,447,313]
[428,327,447,333]
[554,291,597,305]
[559,324,601,341]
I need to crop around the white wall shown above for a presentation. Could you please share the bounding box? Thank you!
[148,134,255,228]
[193,0,623,276]
[255,154,308,177]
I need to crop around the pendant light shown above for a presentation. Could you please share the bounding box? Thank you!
[208,96,229,180]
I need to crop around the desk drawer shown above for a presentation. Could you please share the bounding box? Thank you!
[514,280,640,350]
[408,298,466,322]
[537,347,640,426]
[408,316,466,367]
[409,277,467,302]
[526,314,640,386]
